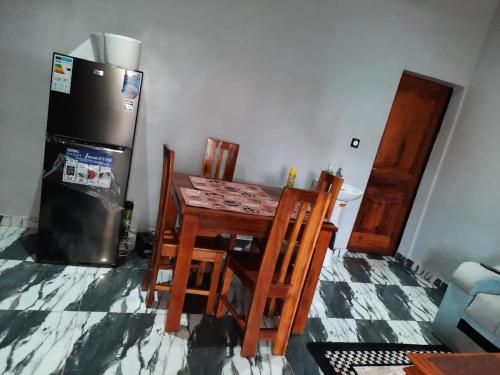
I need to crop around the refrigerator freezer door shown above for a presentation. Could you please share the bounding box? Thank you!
[47,53,142,148]
[38,137,132,266]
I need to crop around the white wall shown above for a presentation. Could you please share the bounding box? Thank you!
[400,5,500,282]
[0,0,497,238]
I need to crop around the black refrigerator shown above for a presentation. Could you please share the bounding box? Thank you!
[37,53,143,266]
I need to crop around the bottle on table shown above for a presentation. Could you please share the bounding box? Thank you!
[327,163,334,175]
[286,167,297,188]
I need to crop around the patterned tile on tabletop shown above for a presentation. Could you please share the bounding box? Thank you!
[310,281,439,321]
[0,310,79,375]
[0,260,89,311]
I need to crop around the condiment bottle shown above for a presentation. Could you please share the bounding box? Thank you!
[286,167,297,188]
[327,163,334,175]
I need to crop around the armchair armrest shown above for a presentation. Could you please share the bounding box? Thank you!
[470,277,500,297]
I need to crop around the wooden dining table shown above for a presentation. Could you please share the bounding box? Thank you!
[165,172,337,334]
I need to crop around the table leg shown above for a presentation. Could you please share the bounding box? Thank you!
[165,214,199,332]
[291,230,332,335]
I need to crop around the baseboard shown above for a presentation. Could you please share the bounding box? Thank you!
[395,252,448,291]
[0,214,38,229]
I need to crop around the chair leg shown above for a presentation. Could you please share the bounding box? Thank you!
[216,263,234,318]
[141,264,153,292]
[205,253,223,315]
[141,243,158,291]
[146,248,162,307]
[195,262,206,286]
[229,234,237,250]
[241,293,268,357]
[249,237,260,253]
[272,295,298,355]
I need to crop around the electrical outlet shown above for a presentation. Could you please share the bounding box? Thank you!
[350,138,360,148]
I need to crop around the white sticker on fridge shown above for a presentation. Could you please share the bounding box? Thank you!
[62,148,113,189]
[51,54,73,94]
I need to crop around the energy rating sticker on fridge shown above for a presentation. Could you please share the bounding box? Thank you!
[62,148,113,188]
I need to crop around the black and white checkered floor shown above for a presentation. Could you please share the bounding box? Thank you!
[0,226,444,374]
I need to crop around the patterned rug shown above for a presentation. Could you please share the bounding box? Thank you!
[307,342,449,375]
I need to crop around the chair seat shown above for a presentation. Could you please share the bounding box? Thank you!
[227,251,291,298]
[160,235,227,259]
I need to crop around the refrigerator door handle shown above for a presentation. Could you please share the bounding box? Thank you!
[50,136,125,153]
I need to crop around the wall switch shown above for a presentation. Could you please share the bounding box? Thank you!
[350,138,360,148]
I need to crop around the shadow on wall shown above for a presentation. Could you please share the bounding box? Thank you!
[128,87,151,231]
[29,170,43,221]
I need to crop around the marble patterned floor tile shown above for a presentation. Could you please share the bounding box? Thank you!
[416,321,443,345]
[68,267,171,314]
[322,257,432,287]
[0,226,34,261]
[64,312,292,375]
[72,266,210,315]
[183,314,292,374]
[310,281,439,322]
[0,260,90,311]
[64,312,189,375]
[321,252,436,289]
[392,285,440,321]
[311,281,392,320]
[0,310,79,375]
[0,226,25,249]
[302,317,439,347]
[285,317,442,375]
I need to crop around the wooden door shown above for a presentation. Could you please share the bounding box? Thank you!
[348,73,452,255]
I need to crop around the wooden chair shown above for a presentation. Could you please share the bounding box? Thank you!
[263,171,343,317]
[316,170,344,219]
[216,187,331,356]
[200,138,239,181]
[144,145,225,315]
[197,138,240,280]
[249,170,343,253]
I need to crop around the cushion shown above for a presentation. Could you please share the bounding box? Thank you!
[452,262,500,294]
[464,293,500,337]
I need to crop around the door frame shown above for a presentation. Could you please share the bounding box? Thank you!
[402,83,466,257]
[347,70,457,255]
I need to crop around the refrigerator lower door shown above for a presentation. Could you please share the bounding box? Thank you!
[38,136,132,266]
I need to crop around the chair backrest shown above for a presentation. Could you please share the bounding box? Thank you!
[255,188,331,295]
[200,138,239,181]
[316,170,344,219]
[154,145,175,250]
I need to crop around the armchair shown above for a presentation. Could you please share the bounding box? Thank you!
[433,262,500,352]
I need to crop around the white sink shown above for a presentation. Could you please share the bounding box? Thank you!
[337,183,363,202]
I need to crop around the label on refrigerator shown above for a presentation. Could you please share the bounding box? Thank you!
[62,148,113,189]
[121,70,141,100]
[124,99,134,112]
[51,54,73,94]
